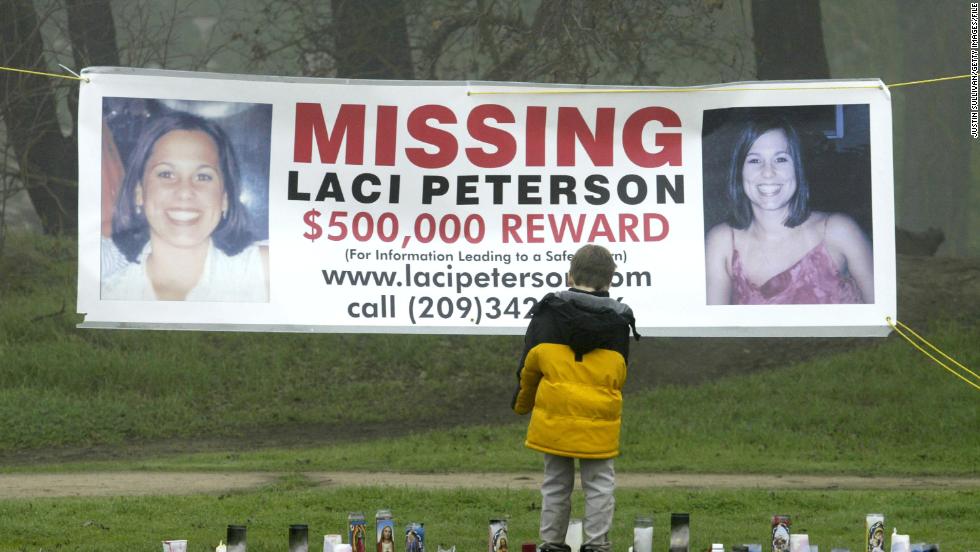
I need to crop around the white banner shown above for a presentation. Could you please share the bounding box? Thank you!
[77,68,896,336]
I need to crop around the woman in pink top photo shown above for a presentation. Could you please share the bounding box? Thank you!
[705,116,874,305]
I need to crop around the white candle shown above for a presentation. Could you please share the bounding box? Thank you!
[890,530,910,552]
[790,534,810,552]
[324,534,344,552]
[162,541,187,552]
[633,526,653,552]
[565,519,583,552]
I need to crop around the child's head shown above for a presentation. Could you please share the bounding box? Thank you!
[568,244,616,291]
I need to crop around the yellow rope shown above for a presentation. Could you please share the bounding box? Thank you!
[887,74,970,88]
[0,65,968,92]
[886,317,979,392]
[468,84,880,96]
[467,74,970,96]
[0,65,86,82]
[0,63,975,384]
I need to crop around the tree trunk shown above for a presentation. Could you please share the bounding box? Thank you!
[751,0,830,80]
[483,0,562,82]
[0,0,119,235]
[898,2,969,255]
[66,0,120,69]
[331,0,414,80]
[0,0,78,235]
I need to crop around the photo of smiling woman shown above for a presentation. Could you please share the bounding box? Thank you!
[101,100,272,302]
[703,106,875,305]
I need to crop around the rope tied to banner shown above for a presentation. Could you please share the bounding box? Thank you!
[0,66,969,91]
[3,63,976,362]
[0,65,88,82]
[886,317,979,392]
[466,74,969,95]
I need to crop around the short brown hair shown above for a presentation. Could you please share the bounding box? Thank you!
[569,244,616,289]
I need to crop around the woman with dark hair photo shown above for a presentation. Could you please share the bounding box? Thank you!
[704,117,874,305]
[101,111,269,302]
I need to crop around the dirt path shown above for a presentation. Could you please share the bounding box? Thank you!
[2,471,979,499]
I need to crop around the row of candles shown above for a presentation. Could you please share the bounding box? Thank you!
[628,513,939,552]
[161,512,942,552]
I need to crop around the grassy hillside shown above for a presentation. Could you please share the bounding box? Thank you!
[1,234,978,550]
[1,234,977,475]
[0,234,522,452]
[10,317,975,476]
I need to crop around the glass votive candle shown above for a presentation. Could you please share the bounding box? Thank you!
[289,524,309,552]
[633,517,653,552]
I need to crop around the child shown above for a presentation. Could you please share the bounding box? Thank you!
[512,244,639,552]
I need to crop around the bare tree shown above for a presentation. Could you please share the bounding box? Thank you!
[0,133,21,252]
[1,0,753,242]
[239,0,750,85]
[415,0,745,85]
[333,0,414,79]
[0,0,242,239]
[0,0,82,235]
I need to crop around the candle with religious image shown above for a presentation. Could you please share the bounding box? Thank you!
[405,523,425,552]
[349,512,368,552]
[866,514,885,552]
[377,509,396,552]
[489,519,508,552]
[771,515,792,552]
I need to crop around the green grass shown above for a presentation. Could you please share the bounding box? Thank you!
[0,235,523,451]
[0,235,978,550]
[0,483,977,551]
[3,318,977,476]
[0,329,519,449]
[1,233,978,476]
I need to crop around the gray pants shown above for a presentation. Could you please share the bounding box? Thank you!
[540,453,615,552]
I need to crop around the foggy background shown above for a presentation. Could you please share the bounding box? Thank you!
[1,0,974,256]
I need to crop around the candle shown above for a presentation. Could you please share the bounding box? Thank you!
[289,524,309,552]
[633,517,653,552]
[565,519,583,552]
[790,533,810,552]
[889,529,910,552]
[324,534,344,552]
[866,514,885,552]
[226,525,247,552]
[161,540,187,552]
[669,513,690,552]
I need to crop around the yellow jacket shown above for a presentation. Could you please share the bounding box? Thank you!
[512,290,636,459]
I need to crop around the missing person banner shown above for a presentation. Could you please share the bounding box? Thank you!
[76,68,897,336]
